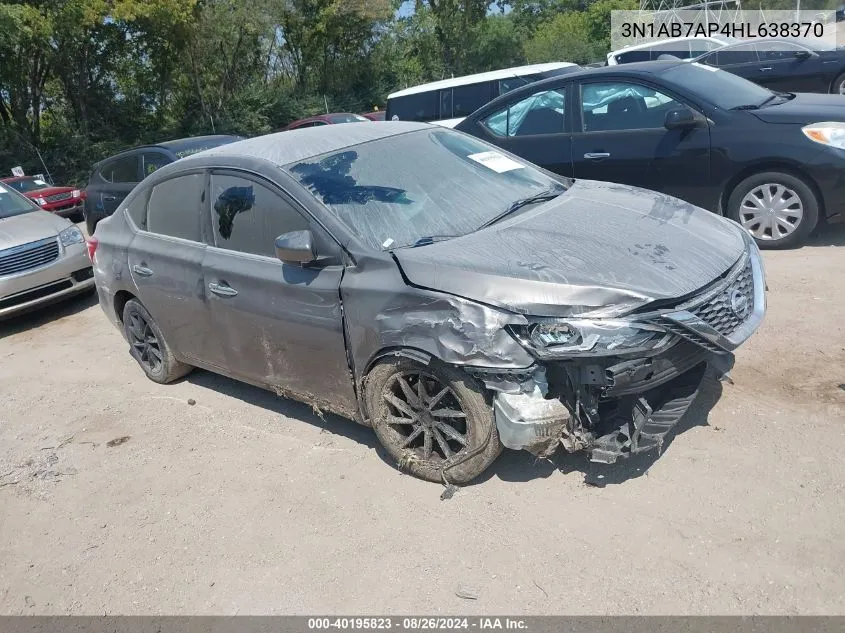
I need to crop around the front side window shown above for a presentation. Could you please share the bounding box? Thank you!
[0,182,37,219]
[104,156,139,183]
[210,174,310,257]
[757,41,807,62]
[484,88,566,137]
[286,128,566,251]
[146,173,204,242]
[581,82,681,132]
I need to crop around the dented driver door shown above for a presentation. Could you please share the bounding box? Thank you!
[202,171,357,416]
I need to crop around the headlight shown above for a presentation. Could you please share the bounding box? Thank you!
[59,225,84,247]
[511,319,675,357]
[34,197,47,206]
[801,122,845,150]
[72,189,81,198]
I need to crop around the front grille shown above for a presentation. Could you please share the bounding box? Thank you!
[690,258,754,337]
[0,237,60,277]
[0,279,72,310]
[45,192,72,203]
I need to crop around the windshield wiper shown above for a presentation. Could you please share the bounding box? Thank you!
[399,234,461,248]
[478,187,564,230]
[731,94,779,111]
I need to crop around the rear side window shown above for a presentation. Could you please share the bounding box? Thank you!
[484,88,567,137]
[142,152,172,178]
[146,173,205,242]
[210,174,310,257]
[102,155,139,183]
[387,92,439,122]
[125,191,149,230]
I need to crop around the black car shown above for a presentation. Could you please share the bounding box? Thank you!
[84,135,242,234]
[696,38,845,94]
[455,60,845,248]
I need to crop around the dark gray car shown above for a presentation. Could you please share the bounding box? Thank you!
[91,122,765,484]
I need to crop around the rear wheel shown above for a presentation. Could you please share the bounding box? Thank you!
[367,359,502,484]
[122,299,192,384]
[726,171,818,249]
[831,72,845,94]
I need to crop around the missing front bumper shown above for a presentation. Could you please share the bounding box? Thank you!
[492,353,731,463]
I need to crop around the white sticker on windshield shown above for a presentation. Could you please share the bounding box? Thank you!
[33,179,47,186]
[692,62,719,72]
[468,151,524,173]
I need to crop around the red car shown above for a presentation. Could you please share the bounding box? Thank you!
[1,175,84,222]
[281,112,370,130]
[361,111,386,121]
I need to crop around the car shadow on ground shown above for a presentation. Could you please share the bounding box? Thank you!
[0,289,97,338]
[184,369,380,451]
[809,223,845,247]
[186,363,724,490]
[483,370,724,487]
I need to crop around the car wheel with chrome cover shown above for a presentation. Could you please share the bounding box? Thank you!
[727,171,818,249]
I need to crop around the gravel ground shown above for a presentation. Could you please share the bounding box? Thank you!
[0,226,843,616]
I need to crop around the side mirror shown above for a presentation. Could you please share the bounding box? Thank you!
[274,230,317,265]
[664,107,706,130]
[794,49,814,61]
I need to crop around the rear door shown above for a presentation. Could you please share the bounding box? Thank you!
[201,170,356,413]
[570,79,712,209]
[462,83,573,176]
[126,170,224,367]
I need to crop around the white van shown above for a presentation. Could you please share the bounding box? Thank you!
[385,62,579,128]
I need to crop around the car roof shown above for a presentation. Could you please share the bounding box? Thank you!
[0,176,34,183]
[181,121,432,169]
[388,62,578,99]
[609,36,734,55]
[93,134,243,168]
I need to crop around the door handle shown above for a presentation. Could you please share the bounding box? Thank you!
[132,264,153,277]
[208,282,238,297]
[759,67,773,72]
[584,152,610,160]
[103,195,117,201]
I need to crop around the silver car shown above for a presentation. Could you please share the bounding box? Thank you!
[0,181,93,319]
[92,123,765,484]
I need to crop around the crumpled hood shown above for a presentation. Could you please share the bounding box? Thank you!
[751,93,845,124]
[0,211,71,251]
[393,180,746,317]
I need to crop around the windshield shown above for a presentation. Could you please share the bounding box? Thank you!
[286,129,566,250]
[329,114,369,123]
[0,182,38,219]
[661,62,773,110]
[6,177,49,193]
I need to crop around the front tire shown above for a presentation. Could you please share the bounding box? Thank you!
[366,359,502,484]
[122,299,192,384]
[726,171,818,249]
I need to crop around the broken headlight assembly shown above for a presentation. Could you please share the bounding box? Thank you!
[509,319,676,358]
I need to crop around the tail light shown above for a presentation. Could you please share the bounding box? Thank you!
[86,236,99,262]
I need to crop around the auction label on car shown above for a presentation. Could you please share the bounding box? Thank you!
[467,151,524,173]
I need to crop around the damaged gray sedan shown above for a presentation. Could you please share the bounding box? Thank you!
[91,122,765,484]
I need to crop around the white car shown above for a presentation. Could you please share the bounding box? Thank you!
[607,36,739,65]
[0,181,93,319]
